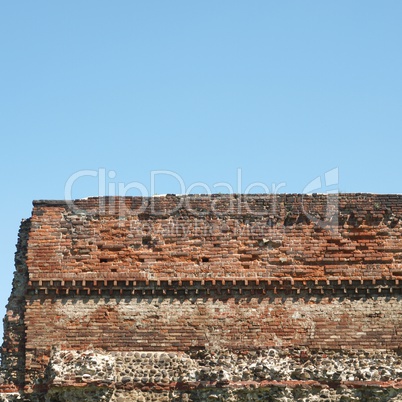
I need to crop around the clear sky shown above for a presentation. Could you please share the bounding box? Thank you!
[1,1,402,339]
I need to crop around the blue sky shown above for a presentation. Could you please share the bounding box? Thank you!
[1,1,402,338]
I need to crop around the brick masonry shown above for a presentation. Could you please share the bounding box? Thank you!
[2,194,402,401]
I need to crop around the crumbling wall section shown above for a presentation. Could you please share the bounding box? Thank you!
[1,219,31,387]
[37,348,402,401]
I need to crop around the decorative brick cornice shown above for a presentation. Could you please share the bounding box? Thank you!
[27,277,402,297]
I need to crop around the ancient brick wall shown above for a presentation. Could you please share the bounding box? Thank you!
[2,194,402,401]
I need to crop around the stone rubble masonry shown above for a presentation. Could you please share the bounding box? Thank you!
[2,194,402,400]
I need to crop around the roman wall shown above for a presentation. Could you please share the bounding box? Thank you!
[2,194,402,401]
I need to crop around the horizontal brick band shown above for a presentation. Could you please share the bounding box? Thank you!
[27,278,402,297]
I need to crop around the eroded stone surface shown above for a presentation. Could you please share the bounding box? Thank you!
[24,348,402,401]
[45,348,402,386]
